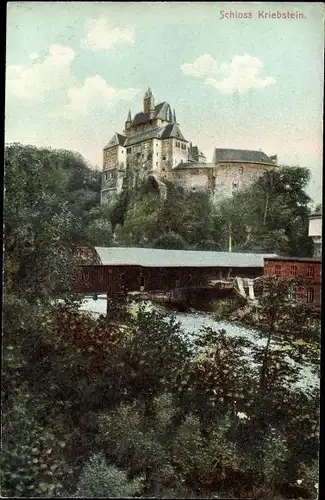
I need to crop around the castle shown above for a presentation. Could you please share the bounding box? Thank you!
[101,89,277,204]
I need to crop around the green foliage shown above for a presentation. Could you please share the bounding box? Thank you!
[112,180,220,249]
[73,453,144,497]
[1,383,71,497]
[115,193,161,245]
[217,166,313,256]
[2,291,319,498]
[121,306,190,406]
[153,231,187,249]
[3,145,319,498]
[111,166,314,256]
[4,144,111,284]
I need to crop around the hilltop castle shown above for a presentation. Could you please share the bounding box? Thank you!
[101,89,277,204]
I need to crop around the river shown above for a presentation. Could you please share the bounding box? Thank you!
[79,295,319,397]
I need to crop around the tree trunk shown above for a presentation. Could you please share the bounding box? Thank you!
[263,193,269,226]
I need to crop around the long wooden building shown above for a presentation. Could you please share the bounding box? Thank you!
[73,247,278,295]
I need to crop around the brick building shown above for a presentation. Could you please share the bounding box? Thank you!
[264,256,321,308]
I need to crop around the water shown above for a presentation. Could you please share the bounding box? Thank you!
[79,296,319,396]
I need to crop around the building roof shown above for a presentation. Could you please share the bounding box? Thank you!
[213,148,275,165]
[124,123,187,147]
[104,132,127,149]
[264,256,321,263]
[94,247,278,268]
[131,101,174,126]
[159,123,187,141]
[308,212,322,219]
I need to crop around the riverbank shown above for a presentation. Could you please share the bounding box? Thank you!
[79,295,319,396]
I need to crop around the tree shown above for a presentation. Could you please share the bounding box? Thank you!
[152,231,186,249]
[113,179,221,249]
[217,166,314,256]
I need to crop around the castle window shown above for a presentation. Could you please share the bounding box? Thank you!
[306,287,314,303]
[306,266,314,278]
[157,152,159,156]
[156,162,159,166]
[162,168,165,172]
[163,156,166,160]
[274,264,281,276]
[127,147,132,153]
[239,167,244,174]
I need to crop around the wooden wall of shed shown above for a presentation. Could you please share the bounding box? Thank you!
[73,265,264,294]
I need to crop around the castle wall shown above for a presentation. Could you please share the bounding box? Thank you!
[171,139,188,168]
[160,139,174,171]
[126,139,154,173]
[213,162,276,200]
[168,167,210,192]
[103,146,118,170]
[166,162,276,201]
[152,139,162,174]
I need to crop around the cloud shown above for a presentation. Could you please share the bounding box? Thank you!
[81,16,135,51]
[29,52,39,61]
[181,53,276,94]
[55,75,139,119]
[6,44,75,101]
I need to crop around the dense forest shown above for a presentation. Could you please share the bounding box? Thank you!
[2,144,319,498]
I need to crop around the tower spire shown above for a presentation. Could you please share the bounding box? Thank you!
[127,109,131,122]
[173,108,177,123]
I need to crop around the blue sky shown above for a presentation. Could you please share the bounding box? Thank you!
[6,1,324,203]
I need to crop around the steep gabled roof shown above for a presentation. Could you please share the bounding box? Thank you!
[213,148,275,165]
[131,101,174,126]
[124,124,187,147]
[160,123,187,141]
[124,127,162,146]
[104,132,127,149]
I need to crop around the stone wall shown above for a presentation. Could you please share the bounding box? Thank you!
[168,166,211,193]
[100,154,277,205]
[213,162,275,201]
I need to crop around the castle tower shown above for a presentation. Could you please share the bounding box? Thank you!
[143,87,155,118]
[125,109,132,131]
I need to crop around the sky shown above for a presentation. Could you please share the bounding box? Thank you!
[6,1,324,203]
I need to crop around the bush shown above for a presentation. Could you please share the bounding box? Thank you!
[74,453,144,497]
[152,231,187,249]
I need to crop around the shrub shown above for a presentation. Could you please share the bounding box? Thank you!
[152,231,187,249]
[74,453,144,497]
